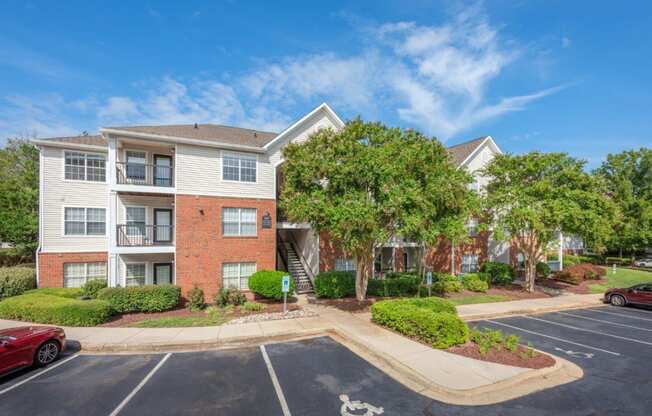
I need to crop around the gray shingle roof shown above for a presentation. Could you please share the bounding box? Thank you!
[36,134,106,147]
[447,136,488,166]
[107,124,278,148]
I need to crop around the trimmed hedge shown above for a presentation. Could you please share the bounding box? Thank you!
[0,248,31,267]
[462,274,489,292]
[553,263,606,285]
[97,285,181,313]
[314,271,356,298]
[0,293,113,326]
[249,270,295,300]
[367,275,420,297]
[25,288,82,299]
[432,273,463,294]
[479,262,515,285]
[371,299,468,349]
[82,279,108,299]
[0,267,36,299]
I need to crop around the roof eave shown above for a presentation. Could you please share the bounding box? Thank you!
[99,128,267,153]
[31,139,108,153]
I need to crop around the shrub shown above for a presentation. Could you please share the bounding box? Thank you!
[480,262,515,285]
[0,248,31,267]
[25,288,83,299]
[367,275,420,297]
[248,270,295,300]
[553,263,606,284]
[215,287,246,307]
[187,286,205,311]
[0,267,36,299]
[552,271,583,285]
[314,271,356,298]
[431,273,463,294]
[242,301,264,312]
[470,328,521,355]
[462,274,489,292]
[387,297,457,314]
[384,272,419,280]
[371,300,467,349]
[563,255,582,267]
[0,293,113,326]
[536,262,551,278]
[82,279,108,299]
[97,285,181,313]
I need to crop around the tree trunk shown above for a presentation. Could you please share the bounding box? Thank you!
[524,257,537,292]
[355,254,371,301]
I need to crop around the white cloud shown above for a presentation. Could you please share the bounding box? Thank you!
[0,94,81,140]
[2,6,564,142]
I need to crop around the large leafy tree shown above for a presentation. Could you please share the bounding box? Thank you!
[595,148,652,259]
[482,152,616,292]
[280,120,472,300]
[0,139,39,253]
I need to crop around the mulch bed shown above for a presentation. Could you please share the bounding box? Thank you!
[448,342,556,369]
[537,277,607,294]
[309,297,378,313]
[100,300,301,327]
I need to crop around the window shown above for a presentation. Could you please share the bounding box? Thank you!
[65,151,106,182]
[466,218,479,237]
[126,151,147,181]
[126,207,146,236]
[222,262,256,290]
[63,262,107,288]
[64,207,106,235]
[335,258,356,271]
[461,254,479,273]
[222,208,257,236]
[126,263,146,286]
[516,253,526,271]
[222,154,256,182]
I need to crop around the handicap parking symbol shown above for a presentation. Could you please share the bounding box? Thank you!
[339,394,384,416]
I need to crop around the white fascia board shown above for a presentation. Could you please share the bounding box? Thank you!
[458,136,502,168]
[100,128,266,154]
[31,139,108,153]
[263,102,346,151]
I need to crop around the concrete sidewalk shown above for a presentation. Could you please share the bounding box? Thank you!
[457,293,604,321]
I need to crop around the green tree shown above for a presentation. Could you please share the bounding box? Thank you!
[280,120,472,300]
[595,148,652,261]
[482,152,616,291]
[0,139,39,253]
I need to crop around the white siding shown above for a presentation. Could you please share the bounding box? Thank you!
[41,146,109,252]
[175,145,276,199]
[464,141,498,190]
[118,253,175,285]
[116,195,174,224]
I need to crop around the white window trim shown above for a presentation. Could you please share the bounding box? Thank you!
[125,262,148,287]
[62,206,107,237]
[222,207,258,237]
[221,151,258,184]
[63,262,107,288]
[222,262,256,290]
[461,254,479,274]
[335,258,356,272]
[62,150,107,183]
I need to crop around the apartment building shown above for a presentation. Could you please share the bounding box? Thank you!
[33,103,507,299]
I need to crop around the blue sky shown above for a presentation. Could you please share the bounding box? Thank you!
[1,1,650,167]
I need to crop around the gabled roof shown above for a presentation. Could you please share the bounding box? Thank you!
[105,124,278,148]
[33,134,106,147]
[447,136,490,165]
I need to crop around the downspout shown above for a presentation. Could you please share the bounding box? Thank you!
[35,149,44,287]
[558,231,564,271]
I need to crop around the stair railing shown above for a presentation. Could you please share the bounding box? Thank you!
[284,232,316,288]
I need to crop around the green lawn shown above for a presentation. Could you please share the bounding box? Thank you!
[130,315,226,328]
[589,267,652,293]
[448,294,511,306]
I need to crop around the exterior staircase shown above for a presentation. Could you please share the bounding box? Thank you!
[284,243,314,294]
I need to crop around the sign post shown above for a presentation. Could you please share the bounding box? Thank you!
[282,275,290,314]
[426,271,433,297]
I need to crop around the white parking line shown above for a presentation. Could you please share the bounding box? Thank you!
[0,353,80,396]
[557,311,652,332]
[260,345,292,416]
[588,308,652,322]
[108,353,171,416]
[486,320,621,356]
[526,316,652,346]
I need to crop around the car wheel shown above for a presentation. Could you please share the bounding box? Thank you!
[610,294,626,307]
[35,340,60,367]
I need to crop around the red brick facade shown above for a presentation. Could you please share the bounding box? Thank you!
[319,231,346,272]
[38,251,108,288]
[175,194,276,301]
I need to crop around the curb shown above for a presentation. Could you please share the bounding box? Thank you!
[77,326,584,406]
[459,300,605,322]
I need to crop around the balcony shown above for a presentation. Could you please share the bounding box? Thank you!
[116,162,174,187]
[117,224,174,247]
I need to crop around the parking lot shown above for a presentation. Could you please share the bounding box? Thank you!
[1,305,651,415]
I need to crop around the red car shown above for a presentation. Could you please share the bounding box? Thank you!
[604,283,652,307]
[0,326,66,376]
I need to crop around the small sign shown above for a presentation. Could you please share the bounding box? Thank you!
[426,272,433,286]
[282,275,290,293]
[262,212,272,229]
